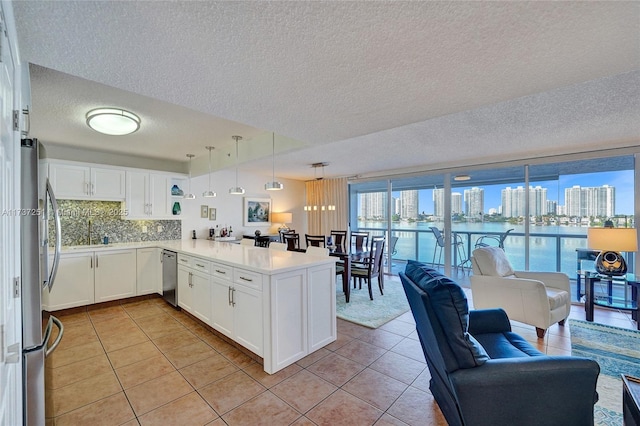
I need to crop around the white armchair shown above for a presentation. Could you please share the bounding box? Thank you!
[470,246,571,338]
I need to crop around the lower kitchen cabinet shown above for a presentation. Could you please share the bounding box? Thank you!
[136,248,161,295]
[42,252,94,311]
[210,266,263,356]
[94,250,137,303]
[178,264,212,324]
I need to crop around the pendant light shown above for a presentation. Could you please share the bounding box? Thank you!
[229,135,245,195]
[265,132,284,191]
[184,154,196,199]
[203,146,216,198]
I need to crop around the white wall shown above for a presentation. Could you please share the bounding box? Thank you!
[179,168,306,240]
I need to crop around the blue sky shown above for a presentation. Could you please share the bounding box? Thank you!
[409,170,634,215]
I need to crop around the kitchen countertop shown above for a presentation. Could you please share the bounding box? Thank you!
[61,239,336,275]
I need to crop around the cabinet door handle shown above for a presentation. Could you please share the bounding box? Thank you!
[188,272,193,287]
[215,269,226,275]
[90,257,93,268]
[85,182,90,195]
[180,258,188,263]
[231,287,236,307]
[228,286,232,306]
[195,263,205,268]
[95,255,98,268]
[149,203,152,214]
[91,182,95,195]
[239,276,253,282]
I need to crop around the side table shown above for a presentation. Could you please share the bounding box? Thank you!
[622,375,640,426]
[583,272,639,330]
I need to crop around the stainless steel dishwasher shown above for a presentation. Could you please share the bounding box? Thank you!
[162,250,178,307]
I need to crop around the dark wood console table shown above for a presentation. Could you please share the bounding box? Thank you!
[622,375,640,426]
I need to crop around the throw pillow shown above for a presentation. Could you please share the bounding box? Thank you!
[405,261,489,368]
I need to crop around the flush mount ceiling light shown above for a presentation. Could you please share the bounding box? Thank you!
[184,154,196,199]
[229,135,245,195]
[454,174,471,181]
[203,146,216,198]
[265,132,284,191]
[86,108,140,136]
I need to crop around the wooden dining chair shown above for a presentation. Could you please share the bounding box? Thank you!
[255,236,271,248]
[351,231,369,250]
[280,229,296,243]
[350,236,385,300]
[330,230,347,247]
[305,234,326,248]
[283,233,300,251]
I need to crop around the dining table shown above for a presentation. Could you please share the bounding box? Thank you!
[329,244,370,303]
[292,244,370,303]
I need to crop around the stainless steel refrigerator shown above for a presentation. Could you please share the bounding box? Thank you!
[20,138,63,426]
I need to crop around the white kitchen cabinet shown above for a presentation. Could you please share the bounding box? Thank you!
[177,256,212,324]
[42,252,95,311]
[126,171,185,219]
[210,264,263,356]
[49,162,125,200]
[136,248,161,295]
[94,250,137,303]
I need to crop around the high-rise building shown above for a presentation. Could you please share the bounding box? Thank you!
[564,185,615,218]
[400,190,418,219]
[464,187,484,218]
[359,192,388,219]
[451,192,462,215]
[433,188,444,219]
[501,186,547,217]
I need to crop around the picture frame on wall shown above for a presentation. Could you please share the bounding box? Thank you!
[209,207,217,221]
[244,197,271,226]
[201,205,209,218]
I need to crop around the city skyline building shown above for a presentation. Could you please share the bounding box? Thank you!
[464,187,484,219]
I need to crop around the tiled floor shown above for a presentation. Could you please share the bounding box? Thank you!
[44,276,637,426]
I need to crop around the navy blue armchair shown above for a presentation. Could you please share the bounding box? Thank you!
[400,261,599,426]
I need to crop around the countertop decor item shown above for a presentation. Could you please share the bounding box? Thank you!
[171,184,183,196]
[172,201,181,215]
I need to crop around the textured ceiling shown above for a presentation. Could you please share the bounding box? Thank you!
[12,1,640,180]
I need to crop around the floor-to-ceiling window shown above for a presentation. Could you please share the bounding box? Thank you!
[348,153,636,299]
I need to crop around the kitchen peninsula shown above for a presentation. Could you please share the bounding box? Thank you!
[46,240,337,374]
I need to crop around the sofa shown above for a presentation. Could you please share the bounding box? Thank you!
[399,261,599,426]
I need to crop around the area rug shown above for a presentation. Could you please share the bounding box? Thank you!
[336,277,410,328]
[569,319,640,426]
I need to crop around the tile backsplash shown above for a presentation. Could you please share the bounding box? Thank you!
[55,200,181,246]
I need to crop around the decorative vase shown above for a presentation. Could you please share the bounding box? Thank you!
[172,202,181,215]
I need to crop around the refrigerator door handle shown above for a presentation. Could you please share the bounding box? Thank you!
[44,316,64,358]
[45,179,62,292]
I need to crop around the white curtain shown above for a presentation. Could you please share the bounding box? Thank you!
[305,177,348,235]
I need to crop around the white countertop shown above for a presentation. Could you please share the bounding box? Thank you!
[61,239,336,275]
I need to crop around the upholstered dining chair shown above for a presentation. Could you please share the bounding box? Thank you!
[470,246,571,338]
[240,238,254,246]
[306,246,329,257]
[268,242,287,251]
[305,234,326,248]
[351,236,385,300]
[283,233,300,251]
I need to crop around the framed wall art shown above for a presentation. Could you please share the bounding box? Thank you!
[209,207,217,221]
[244,197,271,226]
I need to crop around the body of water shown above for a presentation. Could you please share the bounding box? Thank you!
[357,220,609,276]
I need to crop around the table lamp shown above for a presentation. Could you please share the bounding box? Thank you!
[271,212,292,232]
[587,227,638,276]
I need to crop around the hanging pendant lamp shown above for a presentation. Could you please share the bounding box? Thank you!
[184,154,196,199]
[203,146,216,198]
[229,136,245,195]
[265,132,284,191]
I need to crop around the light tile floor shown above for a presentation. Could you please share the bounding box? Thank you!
[45,275,637,426]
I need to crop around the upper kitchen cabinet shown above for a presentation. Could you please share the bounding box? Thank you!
[125,170,186,219]
[48,161,125,200]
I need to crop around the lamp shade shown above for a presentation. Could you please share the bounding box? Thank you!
[271,212,292,224]
[587,228,638,252]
